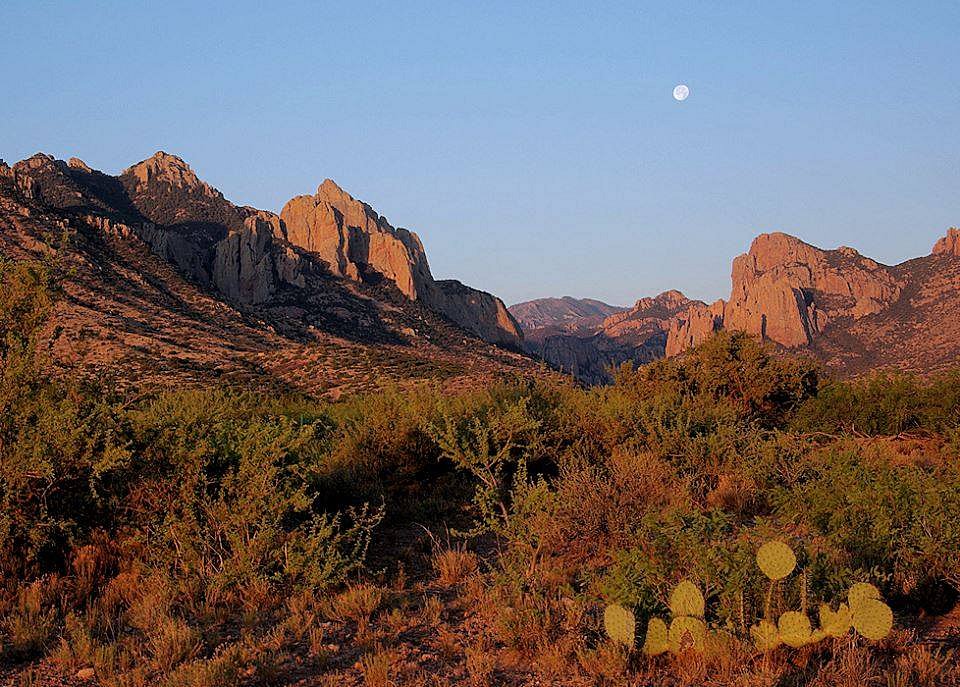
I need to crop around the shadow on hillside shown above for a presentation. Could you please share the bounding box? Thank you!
[58,164,406,348]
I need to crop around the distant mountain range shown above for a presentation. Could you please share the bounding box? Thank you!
[511,230,960,383]
[0,152,536,396]
[4,150,959,391]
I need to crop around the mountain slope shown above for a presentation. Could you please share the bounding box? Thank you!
[511,291,695,384]
[517,231,960,383]
[509,296,626,333]
[666,230,960,375]
[0,153,538,396]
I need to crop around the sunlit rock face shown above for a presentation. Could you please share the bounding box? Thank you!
[933,227,960,257]
[4,150,520,346]
[666,232,903,352]
[280,178,521,346]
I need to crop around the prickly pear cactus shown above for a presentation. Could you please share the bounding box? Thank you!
[777,611,812,648]
[603,604,637,648]
[668,615,706,653]
[756,540,796,580]
[847,582,881,609]
[750,620,781,651]
[851,598,893,640]
[669,580,705,618]
[818,602,852,638]
[642,617,669,656]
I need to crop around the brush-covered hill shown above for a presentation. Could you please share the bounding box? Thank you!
[0,152,539,396]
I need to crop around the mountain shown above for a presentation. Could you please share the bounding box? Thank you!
[667,231,960,375]
[510,291,695,384]
[0,152,534,396]
[514,231,960,383]
[509,296,627,333]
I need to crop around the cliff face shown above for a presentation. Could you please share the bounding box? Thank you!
[932,227,960,257]
[280,179,432,299]
[665,233,904,353]
[665,230,960,375]
[723,233,901,346]
[4,151,519,345]
[280,177,521,346]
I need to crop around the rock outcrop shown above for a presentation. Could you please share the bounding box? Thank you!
[4,151,520,345]
[665,300,725,356]
[211,211,307,305]
[280,178,521,346]
[933,227,960,257]
[280,179,432,299]
[666,232,903,354]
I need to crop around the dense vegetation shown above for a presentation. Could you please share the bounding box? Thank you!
[2,259,959,686]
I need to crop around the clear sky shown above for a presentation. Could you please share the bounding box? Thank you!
[3,1,958,306]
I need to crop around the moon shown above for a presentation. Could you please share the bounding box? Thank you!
[673,84,690,101]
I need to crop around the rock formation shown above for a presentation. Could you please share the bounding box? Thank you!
[666,232,903,354]
[280,177,521,345]
[521,230,960,382]
[932,227,960,257]
[3,151,520,345]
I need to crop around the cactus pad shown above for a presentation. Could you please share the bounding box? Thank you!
[750,620,781,651]
[669,580,705,618]
[778,611,813,648]
[756,540,796,580]
[603,604,636,648]
[818,602,852,638]
[847,582,881,610]
[642,617,669,655]
[668,615,706,653]
[851,598,893,641]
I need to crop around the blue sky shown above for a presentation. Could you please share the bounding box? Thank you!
[2,1,958,306]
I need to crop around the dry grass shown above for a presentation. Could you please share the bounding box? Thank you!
[433,547,479,587]
[360,646,398,687]
[323,583,385,636]
[464,642,497,687]
[1,579,61,659]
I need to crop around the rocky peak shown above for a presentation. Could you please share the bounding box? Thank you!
[9,153,87,207]
[666,231,904,355]
[280,179,432,300]
[68,157,93,173]
[316,178,353,206]
[648,289,689,311]
[279,178,520,345]
[603,289,696,339]
[933,228,960,257]
[123,151,219,198]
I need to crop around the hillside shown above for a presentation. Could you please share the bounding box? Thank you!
[511,291,695,384]
[513,231,960,383]
[0,153,538,396]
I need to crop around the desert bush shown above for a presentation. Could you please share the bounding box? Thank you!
[791,370,960,435]
[1,260,958,686]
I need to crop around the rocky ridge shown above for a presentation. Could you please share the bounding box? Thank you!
[0,151,535,395]
[514,230,960,382]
